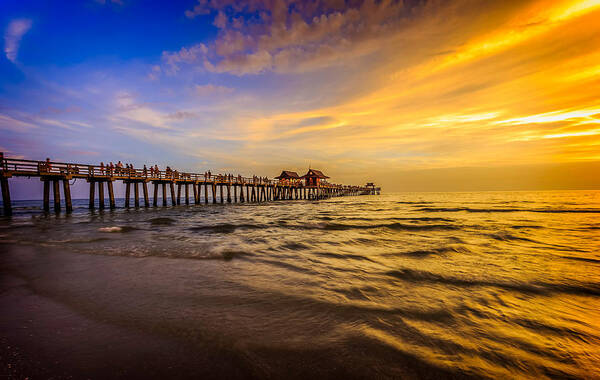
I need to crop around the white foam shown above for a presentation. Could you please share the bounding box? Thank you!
[99,226,123,233]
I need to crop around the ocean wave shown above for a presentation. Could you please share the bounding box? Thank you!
[396,201,434,204]
[280,242,310,250]
[416,207,600,213]
[189,223,265,233]
[98,226,138,233]
[383,245,470,258]
[339,216,455,222]
[149,217,177,226]
[559,256,600,264]
[255,258,320,275]
[487,232,538,243]
[314,251,377,262]
[294,222,458,232]
[510,225,543,229]
[486,232,586,252]
[48,237,111,244]
[209,250,253,261]
[385,268,600,296]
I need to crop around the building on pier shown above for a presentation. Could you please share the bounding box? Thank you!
[274,170,301,186]
[301,169,329,187]
[274,171,300,181]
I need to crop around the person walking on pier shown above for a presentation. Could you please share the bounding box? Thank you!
[109,162,114,176]
[143,165,148,177]
[100,162,105,175]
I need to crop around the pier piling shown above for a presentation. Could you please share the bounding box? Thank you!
[134,182,139,208]
[1,176,11,215]
[170,183,176,206]
[63,179,72,213]
[108,181,116,209]
[53,180,60,213]
[98,182,105,210]
[125,182,130,208]
[142,182,149,207]
[153,183,159,207]
[43,180,50,212]
[89,182,95,209]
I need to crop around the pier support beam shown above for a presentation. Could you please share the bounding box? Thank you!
[98,182,105,210]
[143,182,149,207]
[185,183,190,205]
[108,181,116,209]
[134,182,139,208]
[170,183,176,206]
[177,184,182,205]
[89,182,95,209]
[153,183,159,207]
[43,180,50,212]
[162,183,167,206]
[1,176,11,216]
[212,183,217,204]
[219,184,224,204]
[234,185,238,203]
[63,179,72,213]
[205,183,209,204]
[53,180,60,213]
[227,184,231,203]
[240,185,245,203]
[125,182,130,208]
[193,183,198,204]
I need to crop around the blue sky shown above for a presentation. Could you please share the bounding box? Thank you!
[2,0,600,193]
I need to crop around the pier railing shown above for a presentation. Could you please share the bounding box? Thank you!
[0,156,367,190]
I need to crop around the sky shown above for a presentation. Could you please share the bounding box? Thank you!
[1,0,600,193]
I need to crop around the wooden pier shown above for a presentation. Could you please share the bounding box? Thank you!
[0,154,379,215]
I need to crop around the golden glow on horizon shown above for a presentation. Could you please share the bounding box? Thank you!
[215,0,600,175]
[74,0,600,186]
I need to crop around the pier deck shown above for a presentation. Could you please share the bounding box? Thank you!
[0,155,379,215]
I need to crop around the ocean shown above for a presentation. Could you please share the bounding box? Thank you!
[1,191,599,379]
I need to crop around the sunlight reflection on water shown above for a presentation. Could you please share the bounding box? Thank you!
[1,191,599,378]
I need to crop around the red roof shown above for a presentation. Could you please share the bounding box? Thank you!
[301,169,329,179]
[275,170,300,179]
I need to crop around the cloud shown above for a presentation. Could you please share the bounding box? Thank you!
[5,0,600,190]
[166,111,197,120]
[169,0,419,75]
[0,114,37,132]
[147,65,161,80]
[194,84,234,96]
[4,19,32,64]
